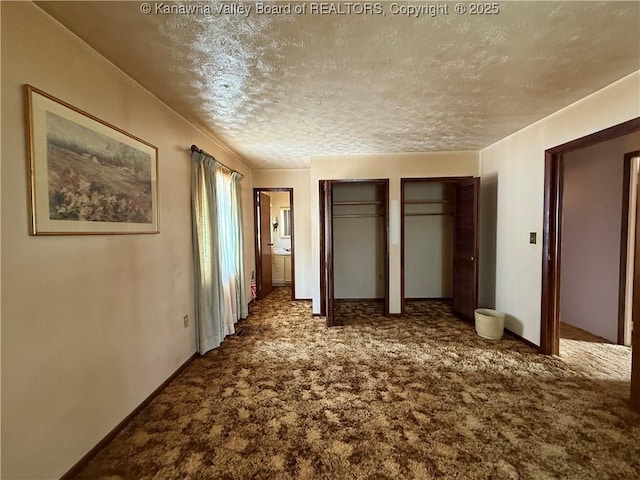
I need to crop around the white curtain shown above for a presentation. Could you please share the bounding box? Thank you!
[191,150,247,354]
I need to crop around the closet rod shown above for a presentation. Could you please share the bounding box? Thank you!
[333,214,383,218]
[404,213,453,217]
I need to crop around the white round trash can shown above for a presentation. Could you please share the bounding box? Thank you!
[474,309,505,340]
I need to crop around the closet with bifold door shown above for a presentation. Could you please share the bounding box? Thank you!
[401,177,479,320]
[319,179,389,326]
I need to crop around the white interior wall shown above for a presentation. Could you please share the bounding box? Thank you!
[404,182,454,298]
[479,71,640,345]
[310,152,479,314]
[252,169,312,299]
[561,133,640,342]
[1,3,253,478]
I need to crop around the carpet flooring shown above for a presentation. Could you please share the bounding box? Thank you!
[560,322,632,382]
[71,288,640,480]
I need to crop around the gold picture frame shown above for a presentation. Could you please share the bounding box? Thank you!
[25,85,159,235]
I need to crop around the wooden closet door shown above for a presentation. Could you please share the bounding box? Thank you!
[258,192,273,299]
[453,178,479,319]
[631,169,640,412]
[382,182,389,316]
[320,180,334,327]
[319,181,326,317]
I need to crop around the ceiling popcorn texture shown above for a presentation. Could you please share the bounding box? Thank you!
[38,1,640,169]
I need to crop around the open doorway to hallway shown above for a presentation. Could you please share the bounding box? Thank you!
[559,139,640,348]
[541,118,640,411]
[558,137,639,383]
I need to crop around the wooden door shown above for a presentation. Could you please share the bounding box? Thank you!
[321,180,334,326]
[631,169,640,412]
[258,192,273,299]
[381,181,390,316]
[453,178,480,319]
[319,181,326,317]
[632,297,639,411]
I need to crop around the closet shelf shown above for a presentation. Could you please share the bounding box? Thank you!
[404,200,449,205]
[333,201,382,206]
[334,214,383,218]
[404,212,453,217]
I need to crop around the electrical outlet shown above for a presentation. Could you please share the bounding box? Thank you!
[183,315,189,328]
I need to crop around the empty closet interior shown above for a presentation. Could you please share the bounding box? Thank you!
[403,180,454,302]
[320,179,389,325]
[401,177,479,319]
[334,181,387,300]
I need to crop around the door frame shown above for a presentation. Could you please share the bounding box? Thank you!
[400,177,476,315]
[319,178,390,324]
[620,151,640,345]
[253,187,295,300]
[320,180,333,325]
[541,117,640,354]
[540,117,640,411]
[319,181,327,317]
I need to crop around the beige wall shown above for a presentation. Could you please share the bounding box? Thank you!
[310,152,479,313]
[561,132,640,342]
[479,71,640,345]
[252,169,312,299]
[1,3,253,479]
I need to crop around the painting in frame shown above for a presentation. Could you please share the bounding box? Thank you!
[25,85,159,235]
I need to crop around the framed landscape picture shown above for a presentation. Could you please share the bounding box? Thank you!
[25,85,159,235]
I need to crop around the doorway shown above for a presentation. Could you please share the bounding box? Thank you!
[253,188,295,301]
[541,117,640,411]
[319,179,389,327]
[400,177,480,320]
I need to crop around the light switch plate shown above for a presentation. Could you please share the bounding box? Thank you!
[529,232,537,244]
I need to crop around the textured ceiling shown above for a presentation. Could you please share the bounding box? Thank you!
[37,1,640,169]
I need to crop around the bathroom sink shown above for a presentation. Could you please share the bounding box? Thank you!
[273,248,291,255]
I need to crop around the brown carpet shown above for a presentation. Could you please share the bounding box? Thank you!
[560,322,632,382]
[71,288,640,480]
